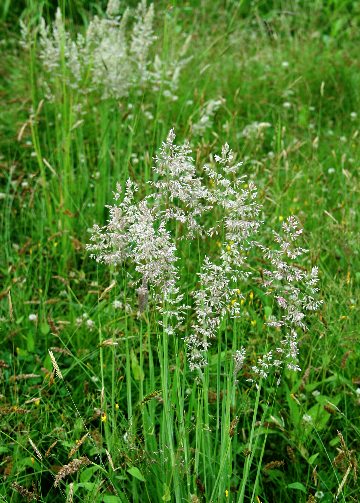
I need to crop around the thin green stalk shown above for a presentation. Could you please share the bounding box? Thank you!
[237,382,262,503]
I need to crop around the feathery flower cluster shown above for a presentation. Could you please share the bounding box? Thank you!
[26,1,189,104]
[88,130,322,380]
[186,144,263,370]
[87,173,185,327]
[192,98,225,136]
[239,121,272,140]
[250,217,323,381]
[151,129,211,236]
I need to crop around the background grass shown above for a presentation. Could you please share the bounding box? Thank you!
[1,0,359,502]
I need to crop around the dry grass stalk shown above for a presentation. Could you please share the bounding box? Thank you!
[0,405,30,414]
[263,460,285,472]
[229,416,239,438]
[98,280,116,301]
[54,457,91,487]
[8,291,13,322]
[12,482,38,501]
[106,449,115,471]
[28,437,42,460]
[24,397,41,405]
[45,440,58,458]
[50,346,71,355]
[66,482,74,503]
[48,350,63,380]
[334,431,358,499]
[68,433,89,458]
[140,389,162,405]
[9,374,40,382]
[286,445,296,462]
[99,338,120,347]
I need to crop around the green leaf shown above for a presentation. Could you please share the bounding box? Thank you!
[130,349,144,381]
[27,331,35,352]
[306,394,341,430]
[127,466,145,482]
[102,496,123,503]
[264,306,272,319]
[287,482,307,493]
[40,322,50,335]
[80,465,101,483]
[308,453,319,465]
[162,484,171,501]
[73,482,96,491]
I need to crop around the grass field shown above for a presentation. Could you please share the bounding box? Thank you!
[1,1,359,502]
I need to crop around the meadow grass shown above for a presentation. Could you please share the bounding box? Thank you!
[0,1,359,502]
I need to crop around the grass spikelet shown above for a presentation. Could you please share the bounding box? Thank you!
[54,457,91,487]
[28,437,42,461]
[48,350,63,380]
[11,482,38,501]
[68,433,89,459]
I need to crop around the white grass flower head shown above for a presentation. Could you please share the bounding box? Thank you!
[233,347,246,383]
[151,129,211,235]
[130,0,156,85]
[106,0,121,18]
[240,121,271,140]
[253,216,323,379]
[192,98,225,136]
[30,1,189,106]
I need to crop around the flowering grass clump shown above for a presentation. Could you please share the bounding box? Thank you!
[87,130,322,382]
[22,0,189,105]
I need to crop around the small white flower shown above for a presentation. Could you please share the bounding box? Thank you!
[144,111,154,120]
[283,102,291,109]
[340,136,347,143]
[315,491,324,499]
[29,314,37,322]
[327,167,335,174]
[281,61,289,68]
[312,390,321,397]
[350,112,357,120]
[86,319,95,330]
[355,388,360,396]
[113,300,122,309]
[302,414,312,423]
